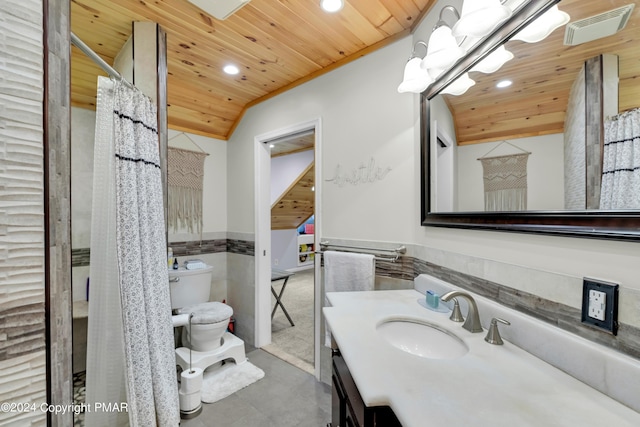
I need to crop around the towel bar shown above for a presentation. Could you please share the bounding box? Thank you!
[317,241,406,262]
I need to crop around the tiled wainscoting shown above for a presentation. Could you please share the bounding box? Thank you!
[322,238,640,361]
[71,238,256,268]
[374,252,640,360]
[72,237,640,364]
[170,238,255,257]
[409,257,640,359]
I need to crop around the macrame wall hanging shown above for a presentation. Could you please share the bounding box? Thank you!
[168,134,208,235]
[478,141,531,212]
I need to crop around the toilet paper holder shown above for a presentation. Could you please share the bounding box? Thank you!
[180,313,203,419]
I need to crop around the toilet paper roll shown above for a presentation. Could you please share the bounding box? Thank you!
[179,389,201,412]
[180,367,203,394]
[172,313,190,328]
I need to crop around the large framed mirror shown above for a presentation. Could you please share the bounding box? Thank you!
[421,0,640,240]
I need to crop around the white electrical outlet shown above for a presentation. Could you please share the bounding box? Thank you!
[274,259,279,266]
[588,289,606,321]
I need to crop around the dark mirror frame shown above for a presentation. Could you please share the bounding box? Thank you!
[421,0,640,241]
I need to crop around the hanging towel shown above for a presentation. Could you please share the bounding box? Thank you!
[323,250,375,346]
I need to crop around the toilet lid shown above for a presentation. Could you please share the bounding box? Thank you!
[176,301,233,324]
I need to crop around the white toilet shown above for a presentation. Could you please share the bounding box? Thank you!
[169,265,246,372]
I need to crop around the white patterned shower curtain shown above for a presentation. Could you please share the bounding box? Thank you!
[600,108,640,209]
[86,77,180,426]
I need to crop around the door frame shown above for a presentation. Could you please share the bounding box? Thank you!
[254,118,322,379]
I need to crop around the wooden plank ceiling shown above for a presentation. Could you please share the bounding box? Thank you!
[446,0,640,145]
[71,0,640,148]
[271,161,315,230]
[71,0,435,141]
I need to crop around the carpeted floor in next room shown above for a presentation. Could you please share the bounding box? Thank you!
[265,268,315,372]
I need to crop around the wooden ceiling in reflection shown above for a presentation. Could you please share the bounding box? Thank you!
[446,0,640,145]
[70,0,435,140]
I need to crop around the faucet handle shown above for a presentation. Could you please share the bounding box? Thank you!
[484,318,510,345]
[449,298,464,323]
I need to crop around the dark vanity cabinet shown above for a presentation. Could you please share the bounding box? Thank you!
[331,349,402,427]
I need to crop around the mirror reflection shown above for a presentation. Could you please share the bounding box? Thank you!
[429,0,640,213]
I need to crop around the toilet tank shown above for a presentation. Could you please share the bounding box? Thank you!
[168,265,214,310]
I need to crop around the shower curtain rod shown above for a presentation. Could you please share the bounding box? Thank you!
[70,32,134,89]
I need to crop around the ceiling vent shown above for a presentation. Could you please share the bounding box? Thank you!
[564,3,634,46]
[188,0,251,20]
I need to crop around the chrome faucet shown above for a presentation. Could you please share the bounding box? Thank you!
[440,291,483,333]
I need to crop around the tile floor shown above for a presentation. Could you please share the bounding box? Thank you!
[180,348,332,427]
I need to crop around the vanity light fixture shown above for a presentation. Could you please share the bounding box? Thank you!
[452,0,512,39]
[420,6,467,78]
[320,0,344,13]
[423,24,467,74]
[512,5,570,43]
[441,73,475,96]
[470,45,514,74]
[398,1,569,96]
[223,64,240,75]
[397,41,433,94]
[496,79,513,88]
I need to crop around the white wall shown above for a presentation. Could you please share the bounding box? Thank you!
[71,107,96,249]
[271,229,298,270]
[227,36,416,243]
[457,134,565,211]
[226,25,640,332]
[71,107,95,302]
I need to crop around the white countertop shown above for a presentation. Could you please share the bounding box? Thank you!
[324,289,640,427]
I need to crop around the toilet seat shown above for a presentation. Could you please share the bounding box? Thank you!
[176,301,232,325]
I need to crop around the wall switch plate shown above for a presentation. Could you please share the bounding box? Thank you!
[581,278,618,335]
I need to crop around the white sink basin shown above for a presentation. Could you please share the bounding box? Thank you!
[377,318,468,359]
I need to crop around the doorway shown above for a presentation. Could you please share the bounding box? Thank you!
[433,120,457,212]
[254,119,322,379]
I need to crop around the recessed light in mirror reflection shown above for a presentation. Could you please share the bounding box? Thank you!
[496,79,512,88]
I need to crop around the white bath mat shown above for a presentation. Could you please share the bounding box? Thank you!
[200,362,265,403]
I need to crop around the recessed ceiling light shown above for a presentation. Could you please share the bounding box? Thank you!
[223,64,240,75]
[496,79,512,88]
[269,144,275,148]
[320,0,344,13]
